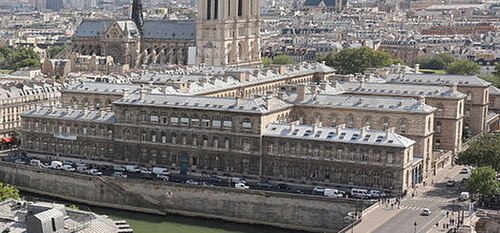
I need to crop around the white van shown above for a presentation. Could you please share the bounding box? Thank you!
[351,188,370,199]
[234,183,250,189]
[324,188,343,198]
[459,192,470,201]
[125,165,141,173]
[29,159,41,167]
[152,167,170,175]
[50,161,63,170]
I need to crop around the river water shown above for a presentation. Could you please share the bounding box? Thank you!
[23,192,309,233]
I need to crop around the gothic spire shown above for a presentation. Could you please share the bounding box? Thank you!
[131,0,143,35]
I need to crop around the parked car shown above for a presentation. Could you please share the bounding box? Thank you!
[185,179,200,185]
[62,161,73,166]
[62,165,76,172]
[461,178,468,184]
[447,180,456,187]
[257,180,272,189]
[420,208,432,216]
[313,187,326,195]
[140,168,153,175]
[14,159,25,164]
[156,174,169,181]
[351,189,371,199]
[277,183,292,191]
[113,165,126,172]
[113,172,127,178]
[230,177,246,184]
[209,175,223,183]
[76,165,88,173]
[29,159,41,166]
[324,189,343,198]
[87,169,102,176]
[459,192,470,201]
[460,167,470,174]
[234,182,250,189]
[338,190,347,197]
[125,165,141,173]
[152,167,170,175]
[369,190,385,198]
[49,161,63,170]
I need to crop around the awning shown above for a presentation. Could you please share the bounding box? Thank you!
[2,137,12,143]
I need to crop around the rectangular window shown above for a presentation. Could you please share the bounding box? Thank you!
[180,118,189,126]
[207,0,212,19]
[150,116,159,123]
[212,120,221,128]
[238,0,243,16]
[202,119,210,127]
[214,0,218,19]
[162,117,168,124]
[242,122,252,129]
[170,117,179,125]
[223,121,232,128]
[191,119,200,126]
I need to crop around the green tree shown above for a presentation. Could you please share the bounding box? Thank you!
[47,45,66,58]
[319,47,397,75]
[457,134,500,171]
[272,55,293,65]
[0,182,20,201]
[261,57,272,66]
[446,60,480,75]
[466,166,499,196]
[494,62,500,78]
[417,53,456,70]
[0,46,40,70]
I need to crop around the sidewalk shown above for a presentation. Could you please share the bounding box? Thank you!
[353,165,464,233]
[426,213,479,233]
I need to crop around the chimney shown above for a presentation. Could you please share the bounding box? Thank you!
[414,63,420,74]
[418,96,425,105]
[140,88,146,100]
[296,84,306,102]
[451,84,458,92]
[385,127,395,139]
[122,88,129,98]
[336,124,346,135]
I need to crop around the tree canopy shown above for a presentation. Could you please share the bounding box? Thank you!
[0,46,40,70]
[272,55,293,65]
[494,62,500,78]
[446,60,480,75]
[416,53,456,70]
[318,47,398,75]
[466,166,499,196]
[0,182,20,201]
[47,45,66,58]
[457,134,500,171]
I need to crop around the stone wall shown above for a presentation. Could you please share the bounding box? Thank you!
[0,162,370,233]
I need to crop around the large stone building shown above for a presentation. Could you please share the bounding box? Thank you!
[71,0,261,68]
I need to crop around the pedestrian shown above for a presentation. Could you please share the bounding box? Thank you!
[446,223,449,229]
[391,203,394,210]
[435,222,439,228]
[397,201,400,209]
[446,211,449,217]
[443,223,446,230]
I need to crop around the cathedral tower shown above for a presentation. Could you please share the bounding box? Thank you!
[131,0,144,34]
[196,0,261,67]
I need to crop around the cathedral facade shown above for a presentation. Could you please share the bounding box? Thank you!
[71,0,261,68]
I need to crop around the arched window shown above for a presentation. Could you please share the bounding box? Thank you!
[399,119,408,133]
[161,132,167,143]
[140,131,147,141]
[363,116,371,127]
[242,118,252,131]
[171,133,177,144]
[151,131,157,142]
[213,136,219,148]
[346,114,354,128]
[436,121,442,134]
[382,118,390,131]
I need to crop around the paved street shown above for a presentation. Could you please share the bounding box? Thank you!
[355,165,470,233]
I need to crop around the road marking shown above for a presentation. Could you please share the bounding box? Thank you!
[417,210,445,233]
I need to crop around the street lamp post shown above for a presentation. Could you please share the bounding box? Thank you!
[414,221,417,233]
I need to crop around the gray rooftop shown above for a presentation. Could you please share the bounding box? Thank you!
[340,82,467,99]
[300,94,436,113]
[142,20,196,40]
[114,93,292,114]
[387,74,491,87]
[265,123,415,148]
[23,107,115,123]
[64,82,142,95]
[74,19,138,38]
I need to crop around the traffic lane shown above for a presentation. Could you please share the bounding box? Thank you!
[372,202,445,233]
